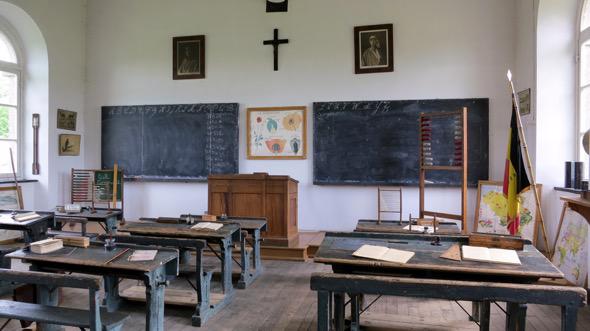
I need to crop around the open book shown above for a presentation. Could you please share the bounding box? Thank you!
[191,222,223,231]
[461,245,521,265]
[352,244,414,264]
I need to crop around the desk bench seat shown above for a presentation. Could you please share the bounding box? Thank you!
[310,272,587,331]
[0,300,128,331]
[0,269,129,331]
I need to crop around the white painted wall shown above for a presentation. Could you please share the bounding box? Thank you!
[536,0,578,246]
[85,0,517,231]
[0,0,87,209]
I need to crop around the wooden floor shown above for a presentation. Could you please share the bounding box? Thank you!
[1,259,589,330]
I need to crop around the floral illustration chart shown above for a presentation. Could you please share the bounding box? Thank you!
[551,209,588,287]
[474,182,540,242]
[247,107,306,159]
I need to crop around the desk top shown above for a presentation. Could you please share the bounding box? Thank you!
[356,219,460,234]
[0,211,54,229]
[314,232,562,282]
[120,221,240,241]
[179,215,267,231]
[7,242,178,273]
[55,208,122,220]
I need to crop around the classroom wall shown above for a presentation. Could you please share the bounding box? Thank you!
[0,0,87,210]
[84,0,518,231]
[536,0,578,246]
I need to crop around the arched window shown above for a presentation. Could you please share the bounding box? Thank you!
[0,30,20,178]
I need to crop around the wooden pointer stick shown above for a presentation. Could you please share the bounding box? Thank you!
[112,162,118,211]
[9,148,23,209]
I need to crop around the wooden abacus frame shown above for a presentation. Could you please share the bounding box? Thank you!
[419,107,468,233]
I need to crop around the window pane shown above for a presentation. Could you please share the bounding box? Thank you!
[581,87,590,133]
[0,71,17,106]
[0,140,17,175]
[0,106,17,139]
[0,32,16,63]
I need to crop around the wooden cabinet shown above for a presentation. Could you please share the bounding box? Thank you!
[208,173,298,246]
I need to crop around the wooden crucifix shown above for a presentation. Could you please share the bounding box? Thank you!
[263,28,289,71]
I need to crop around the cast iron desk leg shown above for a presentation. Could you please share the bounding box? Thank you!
[36,283,63,331]
[252,229,263,272]
[317,290,330,331]
[103,275,123,311]
[105,215,118,234]
[334,292,345,331]
[144,268,167,331]
[506,302,527,331]
[561,304,579,331]
[220,238,234,296]
[237,231,252,289]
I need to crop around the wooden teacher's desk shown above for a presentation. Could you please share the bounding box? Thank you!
[7,243,178,331]
[0,210,54,243]
[314,232,564,330]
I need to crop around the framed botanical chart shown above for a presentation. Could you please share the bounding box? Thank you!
[473,180,542,243]
[247,106,307,159]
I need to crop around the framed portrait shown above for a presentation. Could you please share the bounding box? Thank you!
[473,180,542,244]
[58,134,81,156]
[57,109,77,131]
[354,23,394,74]
[247,106,307,159]
[173,35,205,80]
[518,88,531,116]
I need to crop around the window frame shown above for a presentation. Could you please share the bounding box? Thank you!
[0,29,22,179]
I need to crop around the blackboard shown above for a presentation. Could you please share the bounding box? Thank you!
[313,99,489,186]
[102,103,239,181]
[94,170,123,201]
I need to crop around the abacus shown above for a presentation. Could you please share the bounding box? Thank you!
[418,107,468,233]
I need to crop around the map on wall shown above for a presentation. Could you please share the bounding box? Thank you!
[474,181,540,243]
[551,208,588,287]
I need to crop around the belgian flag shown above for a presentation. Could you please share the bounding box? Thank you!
[502,97,531,235]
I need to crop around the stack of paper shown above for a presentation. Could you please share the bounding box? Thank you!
[352,244,414,264]
[13,212,40,222]
[128,250,158,262]
[402,225,437,233]
[461,245,521,265]
[30,238,63,254]
[191,222,223,231]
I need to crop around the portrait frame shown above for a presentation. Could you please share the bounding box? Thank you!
[57,109,77,131]
[473,180,542,244]
[0,186,23,209]
[247,106,307,160]
[58,134,81,156]
[518,88,531,116]
[354,23,394,74]
[173,35,205,80]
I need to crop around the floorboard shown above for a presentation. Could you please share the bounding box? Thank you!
[0,260,589,330]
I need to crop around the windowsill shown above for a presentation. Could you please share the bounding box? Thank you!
[0,179,38,184]
[554,186,584,194]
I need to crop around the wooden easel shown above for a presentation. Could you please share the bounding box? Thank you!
[419,108,468,233]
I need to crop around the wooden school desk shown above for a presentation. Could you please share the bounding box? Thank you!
[314,232,565,330]
[7,242,178,331]
[181,214,268,287]
[119,221,240,299]
[0,210,54,243]
[54,208,122,234]
[355,219,461,234]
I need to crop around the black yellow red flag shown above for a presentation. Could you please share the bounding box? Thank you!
[503,93,531,235]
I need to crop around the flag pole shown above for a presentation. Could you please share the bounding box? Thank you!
[507,70,550,255]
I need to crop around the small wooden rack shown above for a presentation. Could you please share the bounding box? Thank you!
[419,107,468,233]
[71,168,124,211]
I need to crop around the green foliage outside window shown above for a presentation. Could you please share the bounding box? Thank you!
[0,106,8,138]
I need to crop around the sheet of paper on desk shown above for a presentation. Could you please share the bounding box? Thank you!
[402,225,437,233]
[461,245,521,265]
[191,222,223,231]
[353,244,414,264]
[128,250,157,262]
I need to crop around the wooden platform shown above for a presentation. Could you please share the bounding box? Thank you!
[261,231,324,261]
[121,285,226,307]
